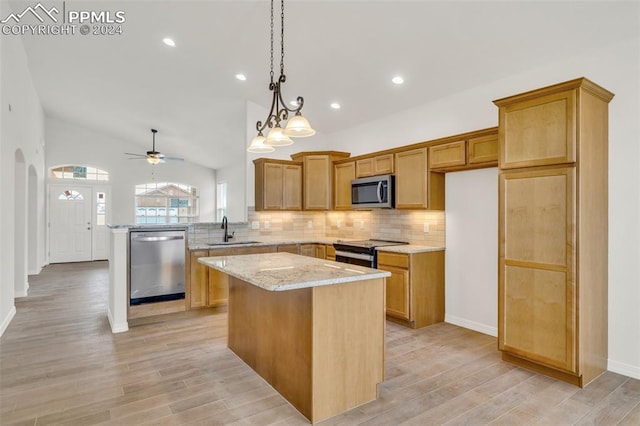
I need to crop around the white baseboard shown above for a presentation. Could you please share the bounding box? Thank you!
[14,281,29,298]
[608,359,640,380]
[107,308,128,333]
[445,314,497,337]
[28,266,42,275]
[0,306,17,337]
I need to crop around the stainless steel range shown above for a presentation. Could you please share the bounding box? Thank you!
[333,239,408,268]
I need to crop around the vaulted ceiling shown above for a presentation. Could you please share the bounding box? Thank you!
[13,0,638,169]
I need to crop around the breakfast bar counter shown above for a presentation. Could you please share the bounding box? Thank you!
[199,252,390,424]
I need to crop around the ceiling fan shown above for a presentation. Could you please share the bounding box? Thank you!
[125,129,184,165]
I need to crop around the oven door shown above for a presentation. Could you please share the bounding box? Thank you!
[334,250,374,268]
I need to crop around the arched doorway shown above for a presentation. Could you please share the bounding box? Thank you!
[14,150,28,297]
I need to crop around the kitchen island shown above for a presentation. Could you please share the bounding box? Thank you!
[198,252,390,424]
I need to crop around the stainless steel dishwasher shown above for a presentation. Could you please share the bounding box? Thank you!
[129,228,186,305]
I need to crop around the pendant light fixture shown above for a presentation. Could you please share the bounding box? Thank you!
[247,0,315,153]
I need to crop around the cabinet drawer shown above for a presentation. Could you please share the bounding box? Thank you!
[428,140,466,169]
[377,252,409,269]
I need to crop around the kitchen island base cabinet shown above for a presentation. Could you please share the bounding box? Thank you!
[227,276,385,424]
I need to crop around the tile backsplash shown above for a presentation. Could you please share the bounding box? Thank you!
[190,208,445,247]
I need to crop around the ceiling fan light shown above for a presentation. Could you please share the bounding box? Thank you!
[147,156,161,165]
[247,134,275,153]
[265,126,293,146]
[283,114,315,138]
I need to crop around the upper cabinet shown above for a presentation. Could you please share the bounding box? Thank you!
[395,148,444,210]
[355,154,394,178]
[254,158,302,211]
[334,161,355,211]
[497,89,577,169]
[291,151,350,210]
[428,128,499,172]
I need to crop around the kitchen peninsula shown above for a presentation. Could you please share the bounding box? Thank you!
[198,252,390,424]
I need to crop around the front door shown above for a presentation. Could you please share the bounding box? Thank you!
[49,185,92,263]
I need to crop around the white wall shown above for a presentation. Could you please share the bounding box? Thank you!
[326,37,640,379]
[45,117,217,227]
[0,18,47,335]
[445,168,498,336]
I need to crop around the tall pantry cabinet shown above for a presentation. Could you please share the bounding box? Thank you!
[493,78,614,387]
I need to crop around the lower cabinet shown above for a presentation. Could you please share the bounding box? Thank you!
[188,246,277,309]
[300,243,327,259]
[377,250,445,328]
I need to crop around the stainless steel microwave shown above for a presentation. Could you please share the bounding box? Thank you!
[351,175,395,209]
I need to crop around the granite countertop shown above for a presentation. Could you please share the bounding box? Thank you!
[190,236,346,250]
[377,244,445,254]
[198,252,390,291]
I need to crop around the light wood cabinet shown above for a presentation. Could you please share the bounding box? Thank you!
[377,250,444,328]
[254,159,302,211]
[333,161,355,210]
[355,154,394,177]
[300,243,327,259]
[326,245,336,261]
[188,245,277,309]
[291,152,350,210]
[468,134,498,164]
[277,244,299,254]
[428,140,466,170]
[395,147,444,210]
[494,78,614,387]
[189,250,209,309]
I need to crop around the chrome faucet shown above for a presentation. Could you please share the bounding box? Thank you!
[221,216,234,242]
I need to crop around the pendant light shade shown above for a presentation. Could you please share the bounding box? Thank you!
[265,126,293,146]
[283,114,315,137]
[247,134,275,153]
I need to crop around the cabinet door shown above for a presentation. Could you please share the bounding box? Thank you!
[468,134,498,164]
[326,245,336,261]
[208,268,228,307]
[315,244,327,259]
[379,264,410,320]
[395,148,428,209]
[278,244,300,254]
[303,155,331,210]
[499,90,576,169]
[355,158,374,178]
[499,167,576,373]
[263,163,284,210]
[428,140,466,170]
[283,164,302,210]
[373,154,394,175]
[189,250,209,309]
[299,244,316,257]
[334,162,355,210]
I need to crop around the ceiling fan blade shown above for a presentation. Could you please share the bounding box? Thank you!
[127,157,146,160]
[125,152,146,157]
[164,157,185,162]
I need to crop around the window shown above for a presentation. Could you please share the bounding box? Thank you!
[216,181,227,222]
[135,182,199,224]
[51,165,109,181]
[58,190,84,201]
[96,192,106,225]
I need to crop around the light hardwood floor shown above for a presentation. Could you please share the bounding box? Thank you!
[1,261,638,425]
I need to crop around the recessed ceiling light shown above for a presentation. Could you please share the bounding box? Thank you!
[235,73,247,81]
[392,76,404,85]
[163,38,176,47]
[330,102,341,110]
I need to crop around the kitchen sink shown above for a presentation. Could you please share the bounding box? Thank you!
[207,241,261,247]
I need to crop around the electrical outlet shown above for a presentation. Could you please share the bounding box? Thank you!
[264,221,270,230]
[423,222,430,233]
[251,221,259,230]
[337,220,342,228]
[359,220,365,230]
[307,220,313,229]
